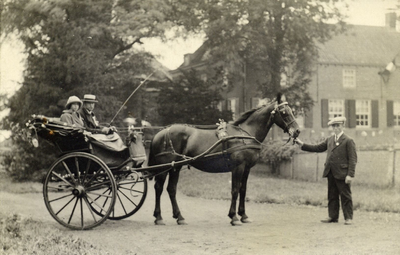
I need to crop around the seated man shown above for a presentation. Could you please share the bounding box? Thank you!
[78,94,116,134]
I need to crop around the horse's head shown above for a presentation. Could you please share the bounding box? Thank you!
[271,94,300,139]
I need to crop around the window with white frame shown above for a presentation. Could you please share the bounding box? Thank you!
[356,100,370,127]
[328,99,345,120]
[343,69,356,88]
[393,101,400,127]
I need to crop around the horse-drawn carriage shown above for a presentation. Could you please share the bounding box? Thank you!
[25,94,300,230]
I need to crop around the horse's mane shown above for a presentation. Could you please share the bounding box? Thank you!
[232,108,260,126]
[232,94,283,126]
[232,102,276,126]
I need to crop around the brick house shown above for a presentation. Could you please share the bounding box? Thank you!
[169,13,400,146]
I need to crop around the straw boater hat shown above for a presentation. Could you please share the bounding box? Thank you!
[327,116,346,126]
[82,94,98,103]
[65,96,82,109]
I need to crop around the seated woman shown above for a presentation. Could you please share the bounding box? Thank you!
[60,96,85,128]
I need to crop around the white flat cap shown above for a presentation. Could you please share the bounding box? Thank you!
[328,116,346,126]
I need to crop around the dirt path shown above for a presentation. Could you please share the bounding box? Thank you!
[1,180,400,255]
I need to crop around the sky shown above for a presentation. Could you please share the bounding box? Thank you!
[0,0,399,131]
[1,0,399,96]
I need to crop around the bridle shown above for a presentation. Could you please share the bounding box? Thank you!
[269,102,296,135]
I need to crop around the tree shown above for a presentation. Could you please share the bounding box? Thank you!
[0,0,186,179]
[157,69,232,125]
[167,0,348,111]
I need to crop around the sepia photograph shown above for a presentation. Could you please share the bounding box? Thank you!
[1,0,400,254]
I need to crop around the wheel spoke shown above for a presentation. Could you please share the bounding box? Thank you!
[80,197,84,228]
[81,158,91,182]
[116,192,128,215]
[67,197,79,224]
[46,185,73,192]
[86,190,113,198]
[62,161,77,185]
[48,193,74,203]
[86,194,112,213]
[83,196,98,223]
[55,196,76,216]
[51,172,74,187]
[118,188,138,207]
[84,168,105,187]
[74,157,81,184]
[85,179,112,191]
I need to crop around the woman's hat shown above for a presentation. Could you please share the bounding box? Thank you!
[65,96,82,109]
[82,94,98,103]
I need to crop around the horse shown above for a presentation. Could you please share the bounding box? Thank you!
[147,93,300,226]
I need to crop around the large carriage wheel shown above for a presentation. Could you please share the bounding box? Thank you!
[43,152,117,230]
[91,171,147,220]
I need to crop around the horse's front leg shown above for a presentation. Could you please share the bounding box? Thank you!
[238,167,252,223]
[154,172,168,225]
[229,164,245,226]
[167,167,187,225]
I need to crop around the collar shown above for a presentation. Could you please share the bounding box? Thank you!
[83,108,95,115]
[335,131,344,140]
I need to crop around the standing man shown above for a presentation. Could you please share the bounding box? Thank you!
[295,116,357,225]
[79,94,113,134]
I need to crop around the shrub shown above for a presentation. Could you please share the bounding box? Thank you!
[1,122,56,182]
[259,139,300,165]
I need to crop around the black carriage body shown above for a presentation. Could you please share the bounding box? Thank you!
[27,115,148,230]
[28,115,145,168]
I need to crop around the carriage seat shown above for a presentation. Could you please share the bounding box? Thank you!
[87,133,127,152]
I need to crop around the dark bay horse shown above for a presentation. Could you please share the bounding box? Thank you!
[148,93,300,225]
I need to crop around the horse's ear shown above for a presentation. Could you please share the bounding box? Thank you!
[277,92,286,104]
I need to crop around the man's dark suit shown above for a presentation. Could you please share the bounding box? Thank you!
[78,107,103,134]
[301,134,357,221]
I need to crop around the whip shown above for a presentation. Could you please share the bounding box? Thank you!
[109,72,155,125]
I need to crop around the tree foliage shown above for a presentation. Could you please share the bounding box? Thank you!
[168,0,348,111]
[157,69,232,125]
[0,0,185,179]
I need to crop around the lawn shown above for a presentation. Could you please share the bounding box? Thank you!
[178,166,400,214]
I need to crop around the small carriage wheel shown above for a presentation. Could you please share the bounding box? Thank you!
[43,152,117,230]
[90,171,148,220]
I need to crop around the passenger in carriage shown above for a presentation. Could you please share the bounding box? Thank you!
[60,96,85,127]
[78,94,116,134]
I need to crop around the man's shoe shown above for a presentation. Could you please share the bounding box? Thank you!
[344,219,352,225]
[321,218,338,223]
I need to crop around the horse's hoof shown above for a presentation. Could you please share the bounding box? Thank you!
[230,220,242,226]
[154,219,166,225]
[241,217,253,223]
[177,219,188,225]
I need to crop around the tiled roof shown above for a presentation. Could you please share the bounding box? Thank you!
[318,25,400,65]
[174,25,400,70]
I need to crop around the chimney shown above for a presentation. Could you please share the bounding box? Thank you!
[385,12,396,29]
[183,54,193,66]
